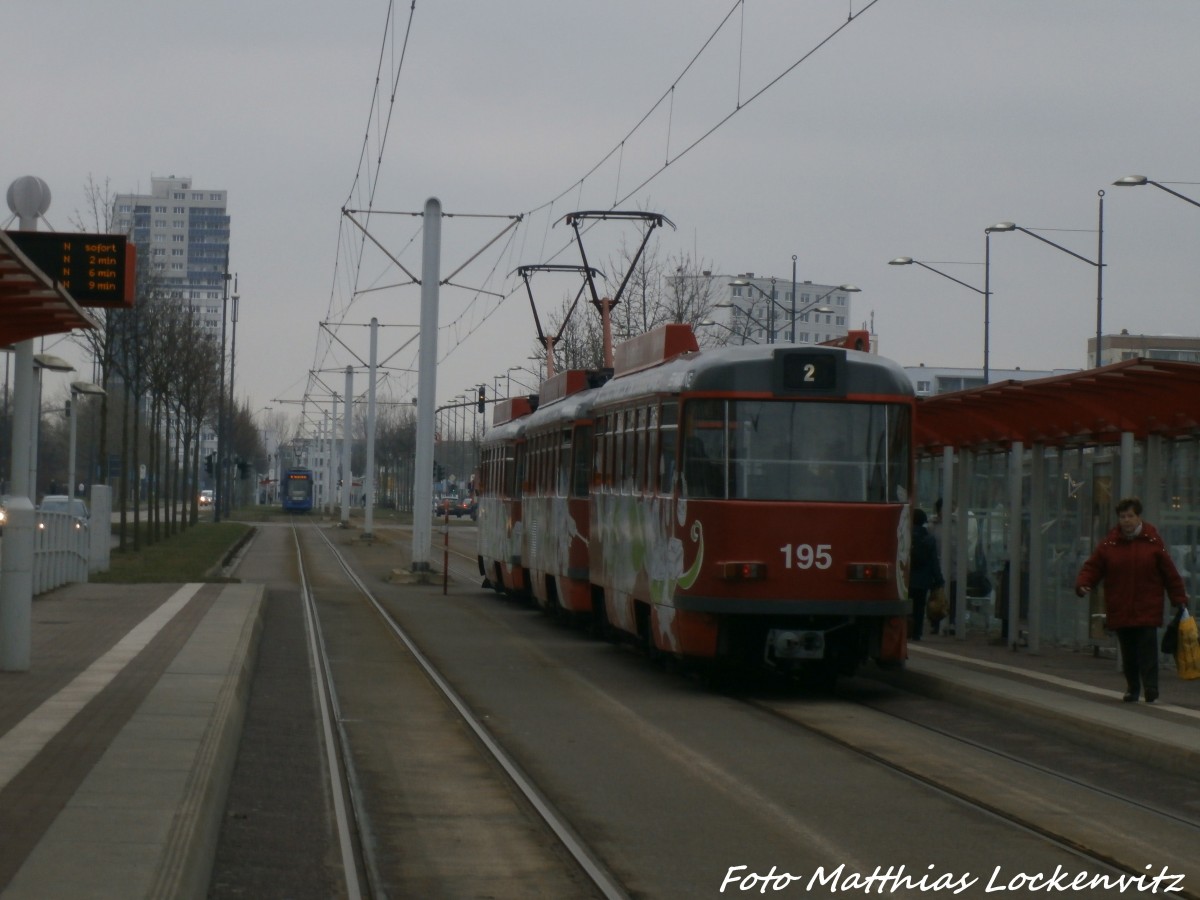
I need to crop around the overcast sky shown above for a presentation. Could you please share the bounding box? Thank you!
[6,0,1200,427]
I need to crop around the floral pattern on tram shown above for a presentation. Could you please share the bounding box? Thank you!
[593,491,704,652]
[525,495,586,593]
[896,502,912,598]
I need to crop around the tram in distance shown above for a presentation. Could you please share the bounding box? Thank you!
[281,467,315,512]
[477,324,916,681]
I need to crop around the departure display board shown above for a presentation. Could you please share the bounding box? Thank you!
[6,231,136,308]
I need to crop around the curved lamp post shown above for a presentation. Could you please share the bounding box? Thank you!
[698,317,760,345]
[726,280,852,344]
[1113,175,1200,209]
[68,381,105,499]
[989,190,1105,368]
[889,231,996,384]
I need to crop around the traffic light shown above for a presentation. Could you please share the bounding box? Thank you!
[477,384,486,414]
[205,453,214,475]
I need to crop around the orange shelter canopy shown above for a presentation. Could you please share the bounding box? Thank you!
[915,358,1200,454]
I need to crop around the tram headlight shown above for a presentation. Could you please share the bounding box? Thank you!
[720,561,766,581]
[846,563,890,582]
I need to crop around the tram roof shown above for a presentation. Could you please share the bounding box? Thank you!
[0,231,98,345]
[914,358,1200,453]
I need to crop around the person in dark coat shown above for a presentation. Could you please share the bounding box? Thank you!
[909,507,944,641]
[1075,497,1188,703]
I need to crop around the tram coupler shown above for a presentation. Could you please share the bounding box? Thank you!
[765,628,825,663]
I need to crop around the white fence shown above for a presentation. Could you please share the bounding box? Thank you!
[29,485,112,595]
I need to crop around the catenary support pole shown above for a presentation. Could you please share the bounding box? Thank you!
[412,198,441,576]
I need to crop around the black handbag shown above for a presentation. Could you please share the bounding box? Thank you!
[1162,606,1183,655]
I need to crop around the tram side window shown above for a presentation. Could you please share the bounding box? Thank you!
[628,410,638,494]
[558,429,571,496]
[682,400,726,499]
[634,407,647,494]
[502,447,515,499]
[659,402,678,493]
[572,425,592,497]
[646,405,659,494]
[604,417,614,489]
[593,417,606,491]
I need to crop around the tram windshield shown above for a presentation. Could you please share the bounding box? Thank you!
[681,399,910,502]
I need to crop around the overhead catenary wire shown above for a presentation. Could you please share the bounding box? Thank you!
[302,0,885,435]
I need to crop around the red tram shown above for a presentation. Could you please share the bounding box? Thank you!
[477,324,915,678]
[477,394,537,595]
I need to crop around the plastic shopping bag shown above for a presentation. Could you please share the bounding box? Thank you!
[1175,607,1200,681]
[927,587,947,623]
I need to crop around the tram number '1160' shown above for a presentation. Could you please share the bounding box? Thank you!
[779,544,832,570]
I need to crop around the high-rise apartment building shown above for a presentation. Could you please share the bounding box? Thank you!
[111,175,230,333]
[672,271,855,346]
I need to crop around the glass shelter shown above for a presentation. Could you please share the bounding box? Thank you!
[913,359,1200,652]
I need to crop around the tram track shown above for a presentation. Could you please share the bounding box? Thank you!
[291,518,625,899]
[279,518,1200,897]
[749,691,1200,897]
[431,520,1200,895]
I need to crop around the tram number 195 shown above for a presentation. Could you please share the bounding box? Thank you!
[779,544,832,570]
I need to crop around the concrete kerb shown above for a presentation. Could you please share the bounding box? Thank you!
[2,583,265,900]
[208,525,259,579]
[865,656,1200,780]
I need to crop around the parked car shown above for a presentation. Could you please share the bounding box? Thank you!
[433,494,477,519]
[37,495,90,531]
[455,494,478,520]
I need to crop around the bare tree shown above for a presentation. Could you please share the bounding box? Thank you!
[533,242,724,367]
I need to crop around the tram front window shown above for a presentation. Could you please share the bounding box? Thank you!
[681,399,910,502]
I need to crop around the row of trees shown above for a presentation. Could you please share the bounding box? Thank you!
[32,179,267,550]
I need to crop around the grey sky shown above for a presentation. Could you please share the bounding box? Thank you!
[6,0,1199,421]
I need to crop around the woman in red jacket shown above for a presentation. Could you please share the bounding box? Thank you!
[1076,497,1188,703]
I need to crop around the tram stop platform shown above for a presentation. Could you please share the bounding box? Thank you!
[0,574,1197,898]
[872,626,1200,779]
[0,581,263,900]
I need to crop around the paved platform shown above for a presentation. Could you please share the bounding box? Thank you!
[0,582,263,900]
[0,573,1195,897]
[875,628,1200,778]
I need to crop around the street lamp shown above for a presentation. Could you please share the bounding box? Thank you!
[728,278,853,343]
[68,381,104,499]
[31,354,74,495]
[802,283,859,333]
[890,231,997,384]
[697,318,760,344]
[988,190,1105,369]
[1113,175,1200,209]
[728,278,788,342]
[715,300,773,344]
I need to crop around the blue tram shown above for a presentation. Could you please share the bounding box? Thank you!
[282,467,315,512]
